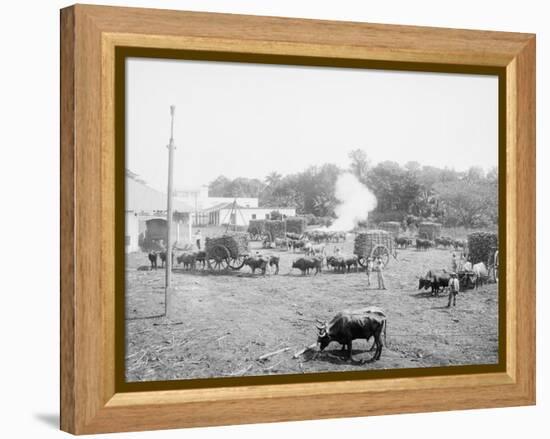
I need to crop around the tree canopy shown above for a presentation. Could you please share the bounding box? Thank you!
[207,149,498,228]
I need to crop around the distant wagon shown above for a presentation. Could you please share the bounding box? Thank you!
[247,219,266,241]
[417,222,442,241]
[262,220,287,246]
[204,233,250,271]
[285,216,307,235]
[467,231,499,282]
[140,218,168,251]
[354,230,396,267]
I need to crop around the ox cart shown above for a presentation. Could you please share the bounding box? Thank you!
[247,219,266,241]
[354,230,396,268]
[204,233,249,271]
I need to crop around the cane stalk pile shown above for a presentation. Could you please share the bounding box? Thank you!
[247,219,266,236]
[354,230,393,257]
[285,217,306,235]
[205,233,249,259]
[264,220,286,241]
[467,231,498,265]
[418,222,442,241]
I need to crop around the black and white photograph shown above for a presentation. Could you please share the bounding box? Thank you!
[124,57,500,383]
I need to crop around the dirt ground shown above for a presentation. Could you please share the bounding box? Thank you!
[125,236,499,382]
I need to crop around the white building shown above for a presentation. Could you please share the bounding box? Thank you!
[205,203,296,227]
[125,211,140,253]
[126,170,194,252]
[174,185,259,225]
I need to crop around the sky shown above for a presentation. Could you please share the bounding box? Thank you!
[126,58,498,191]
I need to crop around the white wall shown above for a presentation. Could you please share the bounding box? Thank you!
[0,2,546,439]
[125,211,140,253]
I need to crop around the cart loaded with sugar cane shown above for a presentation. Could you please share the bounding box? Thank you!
[204,233,250,271]
[261,220,287,248]
[465,231,499,283]
[354,230,397,268]
[247,219,266,241]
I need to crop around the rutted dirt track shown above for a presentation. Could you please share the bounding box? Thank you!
[125,239,498,382]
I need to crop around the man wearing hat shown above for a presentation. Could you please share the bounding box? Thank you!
[375,256,386,290]
[365,256,374,288]
[447,272,460,307]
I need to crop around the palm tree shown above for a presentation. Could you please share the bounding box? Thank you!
[264,172,282,188]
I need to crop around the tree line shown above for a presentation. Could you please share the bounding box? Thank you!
[208,149,498,228]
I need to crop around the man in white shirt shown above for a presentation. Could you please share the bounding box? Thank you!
[375,257,386,290]
[194,229,202,250]
[365,257,373,288]
[447,272,460,307]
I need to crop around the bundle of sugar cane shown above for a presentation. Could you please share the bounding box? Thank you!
[467,231,498,265]
[285,217,306,235]
[205,233,249,258]
[247,219,266,235]
[354,230,392,256]
[418,222,442,241]
[265,220,286,240]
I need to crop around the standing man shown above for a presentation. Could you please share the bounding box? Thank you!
[451,252,458,272]
[194,229,202,250]
[447,272,460,307]
[375,256,386,290]
[365,257,373,288]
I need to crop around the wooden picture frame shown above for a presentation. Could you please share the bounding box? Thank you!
[60,4,535,434]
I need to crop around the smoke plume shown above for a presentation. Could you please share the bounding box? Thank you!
[329,173,377,231]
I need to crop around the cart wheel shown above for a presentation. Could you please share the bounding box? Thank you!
[357,256,367,267]
[228,254,247,270]
[371,245,390,267]
[207,245,230,271]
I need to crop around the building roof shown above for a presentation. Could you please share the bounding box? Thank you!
[204,202,296,212]
[202,202,234,212]
[126,172,194,213]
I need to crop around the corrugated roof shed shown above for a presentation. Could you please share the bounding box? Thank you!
[125,172,193,212]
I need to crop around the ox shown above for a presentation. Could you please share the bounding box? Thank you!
[418,270,451,296]
[147,252,158,270]
[176,253,196,270]
[292,257,322,275]
[395,237,413,248]
[304,243,326,257]
[158,251,175,268]
[471,262,488,288]
[268,255,280,275]
[416,238,434,251]
[244,255,268,275]
[326,255,346,273]
[316,307,387,362]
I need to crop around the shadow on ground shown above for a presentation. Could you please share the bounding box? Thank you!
[34,413,59,430]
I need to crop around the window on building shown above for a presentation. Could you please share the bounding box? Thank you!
[251,214,256,220]
[265,213,270,219]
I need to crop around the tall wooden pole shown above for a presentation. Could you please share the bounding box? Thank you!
[165,105,176,318]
